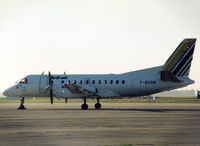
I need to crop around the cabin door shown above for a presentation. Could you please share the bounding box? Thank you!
[39,75,48,94]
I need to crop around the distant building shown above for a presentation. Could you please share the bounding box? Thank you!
[141,95,157,100]
[155,89,196,97]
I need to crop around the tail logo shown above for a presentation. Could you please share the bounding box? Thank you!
[162,39,196,77]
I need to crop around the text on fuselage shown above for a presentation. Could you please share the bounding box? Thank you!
[51,76,68,79]
[140,80,156,84]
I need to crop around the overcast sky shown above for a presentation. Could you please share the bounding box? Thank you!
[0,0,200,92]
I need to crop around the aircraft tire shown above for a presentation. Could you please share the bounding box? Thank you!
[81,103,88,110]
[17,105,26,110]
[95,103,101,109]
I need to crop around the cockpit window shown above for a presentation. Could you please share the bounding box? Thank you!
[19,78,28,84]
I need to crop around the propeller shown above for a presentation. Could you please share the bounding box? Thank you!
[48,71,53,104]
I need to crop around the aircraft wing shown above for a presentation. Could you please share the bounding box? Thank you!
[64,83,98,96]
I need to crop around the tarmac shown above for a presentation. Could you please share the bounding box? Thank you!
[0,102,200,146]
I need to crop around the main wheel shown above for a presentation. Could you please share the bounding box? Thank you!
[81,103,88,110]
[17,104,26,110]
[95,103,101,109]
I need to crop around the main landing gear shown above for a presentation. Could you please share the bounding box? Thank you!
[81,97,88,110]
[17,97,26,110]
[81,97,102,110]
[95,98,101,110]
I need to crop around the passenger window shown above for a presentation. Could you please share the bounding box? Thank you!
[104,80,107,84]
[67,80,71,84]
[98,80,101,84]
[92,80,95,84]
[79,80,83,84]
[116,80,119,84]
[61,80,64,83]
[86,80,89,84]
[110,80,113,84]
[73,80,76,84]
[122,80,125,84]
[19,78,28,84]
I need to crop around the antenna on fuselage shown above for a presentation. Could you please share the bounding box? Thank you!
[41,71,45,75]
[64,71,66,74]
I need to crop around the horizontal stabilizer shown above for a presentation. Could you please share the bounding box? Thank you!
[160,70,180,82]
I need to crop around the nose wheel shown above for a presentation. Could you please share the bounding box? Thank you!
[17,97,26,110]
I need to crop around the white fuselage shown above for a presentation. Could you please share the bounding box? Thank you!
[3,67,194,99]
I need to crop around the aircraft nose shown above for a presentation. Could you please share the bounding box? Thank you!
[3,89,9,96]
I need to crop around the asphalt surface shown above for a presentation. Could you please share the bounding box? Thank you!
[0,102,200,146]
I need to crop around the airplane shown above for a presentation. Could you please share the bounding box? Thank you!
[3,38,196,110]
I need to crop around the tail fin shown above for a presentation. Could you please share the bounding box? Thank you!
[161,38,196,78]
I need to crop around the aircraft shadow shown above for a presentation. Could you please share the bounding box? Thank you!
[47,108,200,112]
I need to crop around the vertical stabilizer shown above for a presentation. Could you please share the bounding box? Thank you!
[161,38,196,77]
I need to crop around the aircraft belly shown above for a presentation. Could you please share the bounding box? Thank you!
[97,89,120,97]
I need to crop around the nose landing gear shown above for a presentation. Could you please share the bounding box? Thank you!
[17,97,26,110]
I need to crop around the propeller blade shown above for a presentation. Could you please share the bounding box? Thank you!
[48,71,52,86]
[50,88,53,104]
[48,71,53,104]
